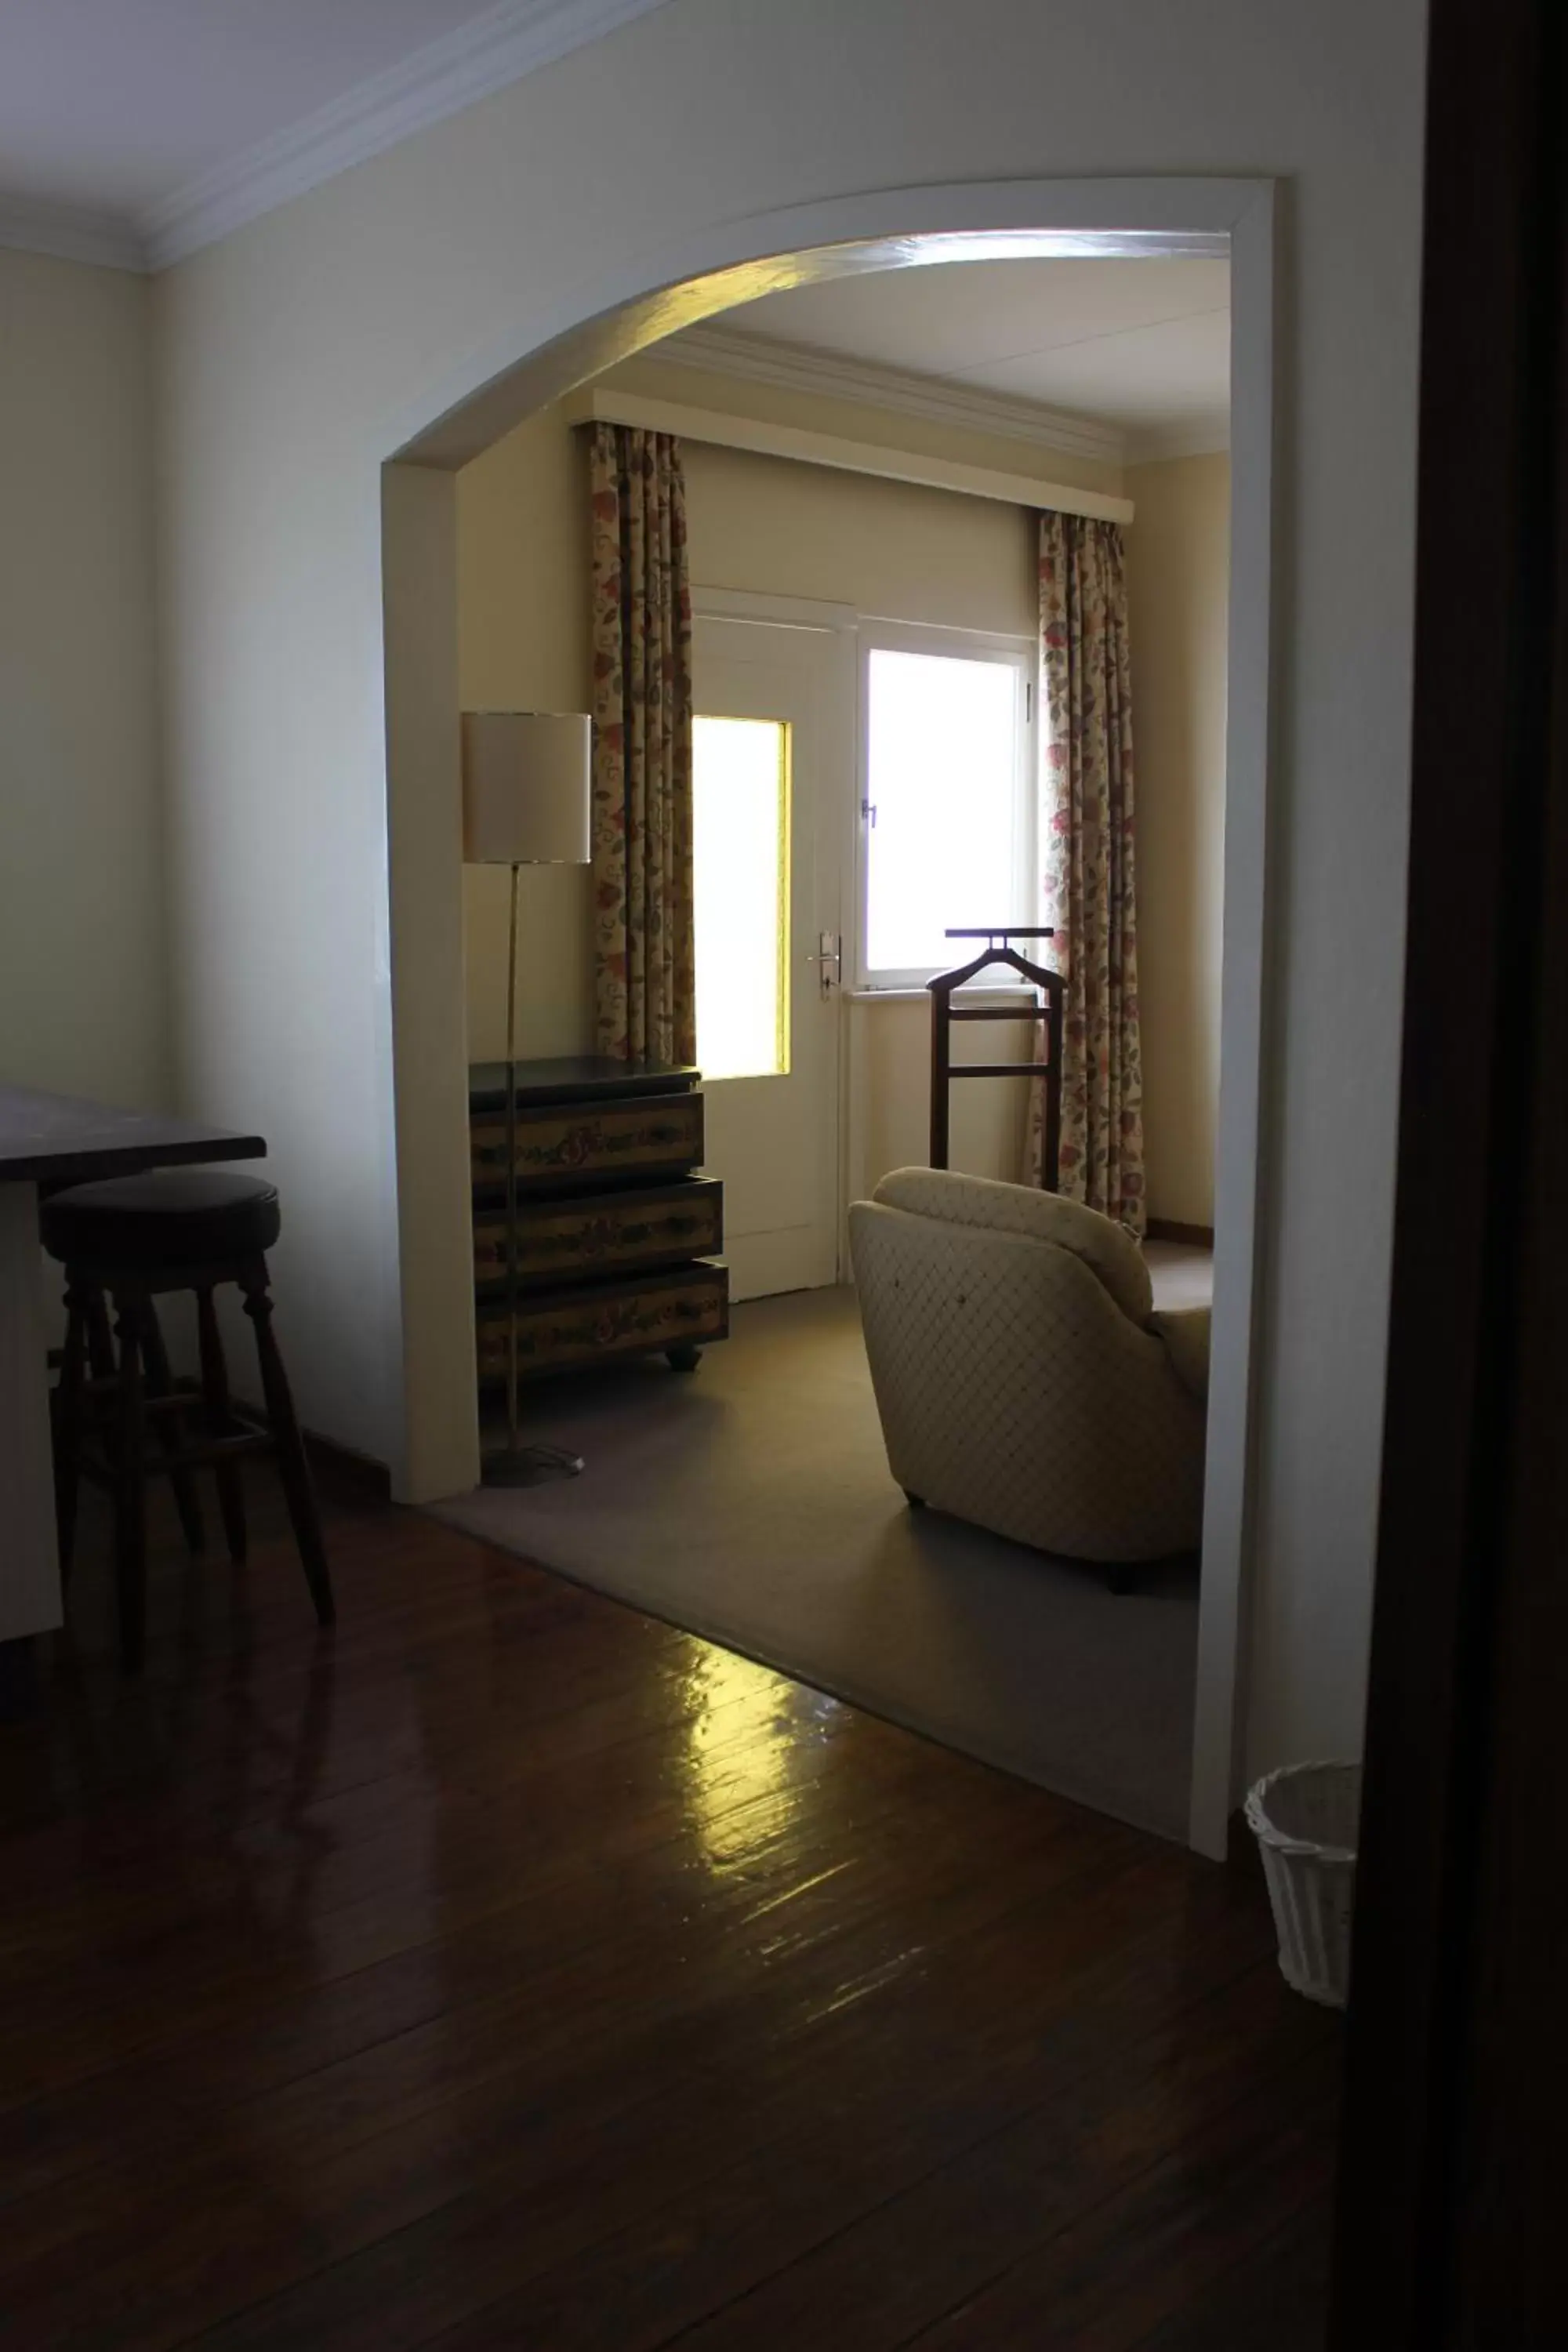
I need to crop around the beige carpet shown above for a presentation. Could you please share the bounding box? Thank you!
[432,1272,1207,1842]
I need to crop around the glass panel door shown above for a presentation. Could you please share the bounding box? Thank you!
[693,716,790,1081]
[692,615,847,1300]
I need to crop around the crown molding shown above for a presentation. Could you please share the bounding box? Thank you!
[0,191,147,273]
[662,324,1129,465]
[140,0,675,269]
[1125,416,1232,463]
[0,0,675,277]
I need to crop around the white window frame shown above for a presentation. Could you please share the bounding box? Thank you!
[853,618,1038,993]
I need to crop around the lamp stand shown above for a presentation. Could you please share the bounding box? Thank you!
[481,860,584,1486]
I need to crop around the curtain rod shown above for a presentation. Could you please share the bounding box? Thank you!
[562,386,1134,525]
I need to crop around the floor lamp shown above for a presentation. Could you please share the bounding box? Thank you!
[462,710,592,1486]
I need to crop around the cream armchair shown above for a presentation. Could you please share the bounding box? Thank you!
[849,1168,1209,1585]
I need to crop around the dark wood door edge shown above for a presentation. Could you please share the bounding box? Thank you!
[1331,2,1567,2341]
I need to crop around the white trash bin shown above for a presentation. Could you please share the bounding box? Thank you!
[1244,1760,1361,2009]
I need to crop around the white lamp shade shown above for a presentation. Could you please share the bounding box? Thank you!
[462,711,592,865]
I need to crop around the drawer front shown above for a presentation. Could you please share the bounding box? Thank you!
[471,1091,704,1192]
[474,1179,723,1290]
[477,1263,729,1381]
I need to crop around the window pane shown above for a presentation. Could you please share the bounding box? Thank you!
[694,714,789,1080]
[865,648,1020,976]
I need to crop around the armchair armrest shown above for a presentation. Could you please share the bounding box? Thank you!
[1150,1305,1211,1403]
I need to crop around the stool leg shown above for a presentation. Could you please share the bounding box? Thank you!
[240,1267,334,1627]
[137,1301,206,1559]
[53,1280,90,1585]
[83,1287,118,1488]
[85,1289,116,1381]
[196,1287,248,1565]
[111,1289,149,1674]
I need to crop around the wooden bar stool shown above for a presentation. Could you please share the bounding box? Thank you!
[44,1169,334,1671]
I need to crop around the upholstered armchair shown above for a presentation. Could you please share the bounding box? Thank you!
[849,1168,1210,1584]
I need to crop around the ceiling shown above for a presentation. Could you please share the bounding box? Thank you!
[0,0,1229,456]
[670,259,1231,452]
[0,0,671,267]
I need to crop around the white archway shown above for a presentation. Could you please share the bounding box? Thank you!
[379,175,1276,1857]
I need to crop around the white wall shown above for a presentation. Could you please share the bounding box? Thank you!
[1127,452,1230,1230]
[154,0,1428,1780]
[0,251,168,1107]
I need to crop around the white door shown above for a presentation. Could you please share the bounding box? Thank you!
[692,613,847,1299]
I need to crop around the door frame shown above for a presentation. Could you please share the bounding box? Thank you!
[382,175,1277,1859]
[690,587,858,1292]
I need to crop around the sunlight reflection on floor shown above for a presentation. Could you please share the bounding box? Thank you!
[673,1646,843,1874]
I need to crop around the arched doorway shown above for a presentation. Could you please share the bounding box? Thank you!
[378,175,1276,1854]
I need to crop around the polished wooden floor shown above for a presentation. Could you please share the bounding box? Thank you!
[0,1473,1341,2349]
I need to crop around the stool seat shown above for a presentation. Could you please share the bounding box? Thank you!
[43,1170,281,1270]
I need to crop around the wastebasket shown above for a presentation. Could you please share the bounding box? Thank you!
[1244,1760,1360,2008]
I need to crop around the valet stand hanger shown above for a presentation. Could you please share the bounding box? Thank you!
[927,927,1065,1189]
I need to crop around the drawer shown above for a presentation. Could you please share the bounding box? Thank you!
[474,1178,723,1290]
[470,1089,704,1192]
[477,1261,729,1381]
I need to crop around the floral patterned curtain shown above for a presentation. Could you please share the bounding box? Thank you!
[589,423,696,1065]
[1025,510,1147,1235]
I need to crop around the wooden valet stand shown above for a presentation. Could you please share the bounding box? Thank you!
[927,927,1066,1188]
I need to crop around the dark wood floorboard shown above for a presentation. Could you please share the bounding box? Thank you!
[0,1471,1339,2349]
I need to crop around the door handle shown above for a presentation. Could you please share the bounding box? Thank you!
[807,931,842,998]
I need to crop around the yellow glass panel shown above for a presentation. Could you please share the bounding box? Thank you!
[693,714,790,1080]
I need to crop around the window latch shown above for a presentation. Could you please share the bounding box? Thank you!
[861,800,877,829]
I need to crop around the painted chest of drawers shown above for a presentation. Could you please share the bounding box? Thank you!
[470,1057,728,1385]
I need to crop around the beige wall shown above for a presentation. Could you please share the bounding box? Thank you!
[683,426,1045,1197]
[459,387,1231,1214]
[684,437,1039,628]
[1127,452,1231,1229]
[458,374,1046,1189]
[456,406,596,1062]
[848,995,1037,1200]
[0,251,167,1107]
[154,0,1428,1781]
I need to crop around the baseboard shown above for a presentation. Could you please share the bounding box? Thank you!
[227,1390,393,1503]
[1146,1218,1216,1248]
[303,1428,393,1503]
